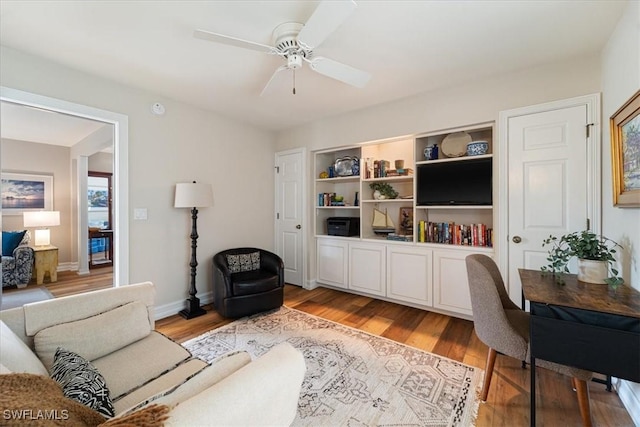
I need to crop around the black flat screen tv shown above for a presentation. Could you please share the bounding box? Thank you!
[417,158,492,206]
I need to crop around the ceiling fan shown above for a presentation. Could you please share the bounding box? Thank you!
[194,0,371,95]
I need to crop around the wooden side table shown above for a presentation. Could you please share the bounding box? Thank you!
[32,245,58,285]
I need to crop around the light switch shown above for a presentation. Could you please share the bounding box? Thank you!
[134,208,147,220]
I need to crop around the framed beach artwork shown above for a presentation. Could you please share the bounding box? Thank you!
[1,172,54,215]
[611,89,640,207]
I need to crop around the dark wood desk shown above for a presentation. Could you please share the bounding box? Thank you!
[519,269,640,426]
[89,229,113,268]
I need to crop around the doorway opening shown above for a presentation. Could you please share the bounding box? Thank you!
[88,171,114,269]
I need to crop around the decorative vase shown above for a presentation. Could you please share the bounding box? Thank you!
[373,190,386,200]
[577,259,608,284]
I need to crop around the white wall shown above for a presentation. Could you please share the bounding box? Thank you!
[276,54,603,285]
[601,1,640,423]
[602,0,640,291]
[0,46,277,309]
[1,139,73,263]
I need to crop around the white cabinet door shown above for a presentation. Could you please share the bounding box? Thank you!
[387,246,433,306]
[433,249,488,316]
[316,238,349,289]
[349,242,386,296]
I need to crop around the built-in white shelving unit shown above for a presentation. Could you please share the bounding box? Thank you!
[313,123,496,319]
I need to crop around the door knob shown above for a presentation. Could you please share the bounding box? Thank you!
[296,224,301,229]
[512,235,522,243]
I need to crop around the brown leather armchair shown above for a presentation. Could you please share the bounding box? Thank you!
[212,247,284,318]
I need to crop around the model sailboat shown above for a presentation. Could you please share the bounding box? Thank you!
[372,208,396,234]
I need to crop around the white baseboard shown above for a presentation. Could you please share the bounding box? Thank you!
[617,379,640,426]
[154,291,213,320]
[57,262,77,272]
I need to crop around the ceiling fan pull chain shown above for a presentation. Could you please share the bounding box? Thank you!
[293,69,296,95]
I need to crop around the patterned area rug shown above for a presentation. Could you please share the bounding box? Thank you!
[183,306,483,426]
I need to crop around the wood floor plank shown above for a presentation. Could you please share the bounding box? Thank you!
[405,310,450,352]
[431,316,474,363]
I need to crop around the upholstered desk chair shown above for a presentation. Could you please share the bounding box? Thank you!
[465,254,593,426]
[212,247,284,318]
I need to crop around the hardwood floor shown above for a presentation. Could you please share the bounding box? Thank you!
[157,285,633,427]
[1,267,114,298]
[6,271,632,426]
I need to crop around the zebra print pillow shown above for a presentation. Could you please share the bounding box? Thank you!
[50,347,115,418]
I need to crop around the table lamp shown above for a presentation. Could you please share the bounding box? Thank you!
[174,181,213,319]
[23,211,60,246]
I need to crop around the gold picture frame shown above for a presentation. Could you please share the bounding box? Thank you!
[610,89,640,207]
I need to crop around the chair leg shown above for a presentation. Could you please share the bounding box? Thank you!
[480,348,497,401]
[573,378,593,427]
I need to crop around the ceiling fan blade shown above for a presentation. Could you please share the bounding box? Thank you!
[297,0,357,50]
[260,65,290,96]
[309,56,371,88]
[194,29,276,54]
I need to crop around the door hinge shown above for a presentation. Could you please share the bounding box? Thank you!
[586,218,590,230]
[277,212,280,220]
[586,123,594,138]
[275,166,280,173]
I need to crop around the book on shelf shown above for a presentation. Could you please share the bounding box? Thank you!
[417,220,493,247]
[317,194,351,207]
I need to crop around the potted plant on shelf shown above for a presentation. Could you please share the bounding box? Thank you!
[369,182,398,200]
[541,230,624,286]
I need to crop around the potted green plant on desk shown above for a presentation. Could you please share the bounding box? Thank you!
[541,230,623,286]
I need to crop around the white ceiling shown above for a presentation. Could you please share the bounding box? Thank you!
[1,101,109,146]
[0,0,627,132]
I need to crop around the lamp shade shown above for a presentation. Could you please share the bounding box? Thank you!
[23,211,61,227]
[174,182,213,208]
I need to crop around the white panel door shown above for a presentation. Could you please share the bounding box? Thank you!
[349,242,385,296]
[275,149,304,286]
[433,249,476,316]
[316,238,348,289]
[507,105,588,303]
[387,246,433,306]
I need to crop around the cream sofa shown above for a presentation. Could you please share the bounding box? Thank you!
[0,282,306,425]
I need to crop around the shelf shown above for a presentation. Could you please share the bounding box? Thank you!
[361,236,414,244]
[362,176,413,183]
[416,242,495,252]
[416,153,492,166]
[415,205,492,210]
[316,176,360,183]
[361,199,414,203]
[315,234,360,240]
[316,206,359,209]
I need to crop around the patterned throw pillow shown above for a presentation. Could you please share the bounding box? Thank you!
[226,252,261,273]
[50,347,115,418]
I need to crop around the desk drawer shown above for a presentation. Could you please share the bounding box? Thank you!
[531,315,640,382]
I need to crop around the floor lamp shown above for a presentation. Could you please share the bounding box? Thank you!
[174,181,213,319]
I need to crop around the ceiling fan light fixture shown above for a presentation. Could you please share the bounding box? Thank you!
[194,0,369,95]
[288,54,303,69]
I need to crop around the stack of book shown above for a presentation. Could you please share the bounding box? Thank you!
[318,193,344,206]
[386,233,413,242]
[385,168,414,177]
[417,221,493,247]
